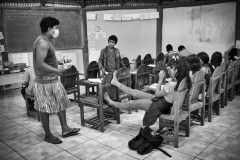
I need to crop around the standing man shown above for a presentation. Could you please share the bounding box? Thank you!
[98,35,125,77]
[33,17,80,144]
[178,45,192,57]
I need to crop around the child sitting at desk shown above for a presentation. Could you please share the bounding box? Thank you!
[98,35,125,76]
[104,59,191,129]
[21,67,35,109]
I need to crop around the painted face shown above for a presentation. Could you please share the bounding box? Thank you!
[167,66,177,78]
[108,40,116,49]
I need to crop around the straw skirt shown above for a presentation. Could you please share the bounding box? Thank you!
[33,81,70,114]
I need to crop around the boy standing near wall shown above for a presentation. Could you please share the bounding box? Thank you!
[98,35,125,76]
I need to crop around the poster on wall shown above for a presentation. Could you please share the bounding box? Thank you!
[89,51,101,62]
[88,32,106,39]
[8,53,29,66]
[93,25,102,32]
[122,14,132,21]
[0,53,3,67]
[55,52,77,66]
[87,13,97,20]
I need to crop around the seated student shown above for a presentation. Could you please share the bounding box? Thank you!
[185,54,203,77]
[178,45,192,57]
[104,59,191,129]
[224,47,238,69]
[209,51,223,73]
[98,35,125,76]
[21,68,35,109]
[197,52,212,87]
[165,44,179,64]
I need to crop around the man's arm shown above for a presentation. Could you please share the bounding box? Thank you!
[35,40,61,74]
[98,50,106,74]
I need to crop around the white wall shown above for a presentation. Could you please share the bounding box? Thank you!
[162,2,236,58]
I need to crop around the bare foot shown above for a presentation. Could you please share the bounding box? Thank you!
[111,71,119,87]
[104,92,115,107]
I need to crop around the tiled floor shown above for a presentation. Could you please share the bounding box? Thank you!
[0,89,240,160]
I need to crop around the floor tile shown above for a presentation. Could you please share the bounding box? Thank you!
[18,142,63,160]
[79,126,112,139]
[67,140,112,160]
[197,144,240,160]
[94,130,133,149]
[45,151,80,160]
[164,138,210,157]
[212,133,240,151]
[95,150,137,160]
[57,134,90,150]
[225,123,240,136]
[145,147,194,160]
[0,141,15,158]
[0,118,19,131]
[0,152,25,160]
[4,132,43,151]
[212,117,239,126]
[0,125,31,141]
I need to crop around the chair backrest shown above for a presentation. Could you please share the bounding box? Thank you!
[117,67,131,94]
[220,61,226,73]
[142,54,152,65]
[87,61,99,78]
[135,64,150,89]
[60,65,79,90]
[190,71,205,102]
[234,58,240,79]
[122,57,130,69]
[207,66,221,94]
[101,72,117,101]
[227,61,235,84]
[154,60,167,83]
[155,53,164,64]
[136,55,142,69]
[170,78,188,115]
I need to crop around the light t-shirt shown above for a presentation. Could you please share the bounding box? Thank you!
[163,81,177,103]
[22,68,35,96]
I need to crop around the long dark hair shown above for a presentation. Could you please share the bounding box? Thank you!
[211,51,222,68]
[186,54,202,75]
[174,59,192,91]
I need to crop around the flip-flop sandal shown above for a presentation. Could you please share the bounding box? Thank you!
[167,128,174,137]
[44,137,62,144]
[62,128,80,138]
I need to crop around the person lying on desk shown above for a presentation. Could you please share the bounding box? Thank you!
[104,59,191,132]
[21,67,35,109]
[98,35,125,77]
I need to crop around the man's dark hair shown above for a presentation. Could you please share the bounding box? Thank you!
[210,52,222,67]
[228,48,238,62]
[40,17,60,33]
[197,52,209,65]
[108,35,118,44]
[178,45,185,52]
[166,44,173,52]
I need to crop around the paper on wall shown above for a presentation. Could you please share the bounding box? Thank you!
[0,32,4,40]
[8,53,29,66]
[140,13,150,20]
[88,32,106,39]
[89,50,101,63]
[93,25,102,32]
[87,13,97,20]
[112,14,122,21]
[55,52,77,66]
[149,12,159,19]
[104,14,113,20]
[236,40,240,49]
[122,14,132,21]
[0,45,5,53]
[131,14,141,20]
[0,53,3,67]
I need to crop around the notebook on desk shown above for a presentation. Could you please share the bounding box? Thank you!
[88,78,102,83]
[149,83,164,90]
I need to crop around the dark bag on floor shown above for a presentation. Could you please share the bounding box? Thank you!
[128,127,171,157]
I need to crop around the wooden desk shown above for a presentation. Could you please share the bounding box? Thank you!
[0,72,24,94]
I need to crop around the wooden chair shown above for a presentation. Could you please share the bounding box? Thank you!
[60,65,80,103]
[122,57,131,69]
[136,55,142,69]
[233,58,240,97]
[225,61,235,105]
[189,71,205,126]
[79,61,99,96]
[79,73,120,132]
[206,67,221,122]
[116,67,132,114]
[134,64,150,91]
[220,62,226,107]
[153,60,167,83]
[155,53,164,64]
[159,78,190,148]
[25,95,40,122]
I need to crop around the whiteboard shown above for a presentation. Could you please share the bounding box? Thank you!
[162,2,236,57]
[87,9,157,64]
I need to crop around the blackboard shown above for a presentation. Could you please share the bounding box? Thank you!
[2,9,83,52]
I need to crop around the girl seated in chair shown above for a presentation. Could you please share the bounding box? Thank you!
[104,59,191,128]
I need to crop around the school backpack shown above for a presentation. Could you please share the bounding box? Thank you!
[128,127,171,157]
